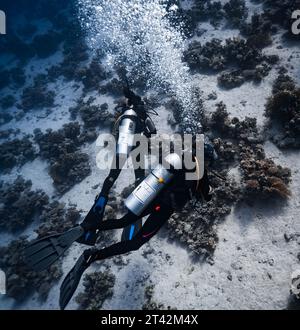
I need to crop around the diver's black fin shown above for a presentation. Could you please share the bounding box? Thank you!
[121,219,142,242]
[24,226,84,272]
[59,253,89,310]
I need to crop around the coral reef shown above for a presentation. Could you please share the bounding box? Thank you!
[142,283,175,310]
[209,102,292,200]
[69,97,114,129]
[239,143,291,199]
[20,75,55,111]
[240,13,273,48]
[75,270,115,310]
[184,37,278,88]
[167,101,291,259]
[0,176,49,232]
[99,78,124,96]
[34,123,91,193]
[78,59,109,93]
[0,95,16,110]
[0,238,62,301]
[260,0,300,40]
[218,70,245,89]
[223,0,248,28]
[265,74,300,149]
[167,174,240,257]
[0,137,36,171]
[35,201,81,238]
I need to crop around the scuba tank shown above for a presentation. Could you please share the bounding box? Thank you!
[125,153,182,216]
[116,108,138,155]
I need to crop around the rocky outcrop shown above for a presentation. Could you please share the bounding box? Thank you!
[265,74,300,149]
[76,270,115,310]
[34,123,91,193]
[0,137,36,171]
[0,238,62,301]
[0,176,49,232]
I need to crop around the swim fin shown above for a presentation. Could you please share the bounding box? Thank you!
[24,226,84,272]
[59,250,93,310]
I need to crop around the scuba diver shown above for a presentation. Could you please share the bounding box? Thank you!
[79,84,158,244]
[24,80,218,309]
[24,85,157,271]
[59,148,214,309]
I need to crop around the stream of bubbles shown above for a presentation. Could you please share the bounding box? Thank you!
[77,0,202,133]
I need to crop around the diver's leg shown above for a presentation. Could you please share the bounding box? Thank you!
[78,153,128,244]
[92,203,173,261]
[60,204,173,309]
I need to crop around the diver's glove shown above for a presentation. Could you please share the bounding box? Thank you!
[59,248,98,310]
[77,195,108,246]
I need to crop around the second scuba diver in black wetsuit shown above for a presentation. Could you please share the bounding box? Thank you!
[78,86,157,244]
[25,87,158,272]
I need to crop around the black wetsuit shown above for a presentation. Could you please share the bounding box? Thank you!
[80,101,156,236]
[83,168,210,263]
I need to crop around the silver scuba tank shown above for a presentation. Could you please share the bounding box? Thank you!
[116,109,138,155]
[125,153,182,216]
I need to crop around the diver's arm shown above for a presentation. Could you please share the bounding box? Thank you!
[143,115,157,138]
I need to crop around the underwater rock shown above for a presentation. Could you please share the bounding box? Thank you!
[261,0,300,41]
[0,95,16,110]
[0,129,18,140]
[184,37,277,88]
[240,13,273,48]
[35,201,80,238]
[167,174,240,257]
[77,59,109,92]
[0,67,25,95]
[49,151,91,194]
[99,78,124,96]
[34,123,80,160]
[69,97,114,129]
[187,0,225,28]
[0,176,49,232]
[265,74,300,149]
[223,0,248,28]
[0,111,13,125]
[20,76,55,111]
[142,283,176,310]
[209,102,291,200]
[75,270,116,310]
[0,137,36,171]
[0,238,62,301]
[34,122,91,193]
[218,70,245,89]
[239,143,291,199]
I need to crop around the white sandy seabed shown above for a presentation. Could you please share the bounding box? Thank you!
[0,1,300,310]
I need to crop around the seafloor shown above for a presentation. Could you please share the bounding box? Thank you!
[0,0,299,310]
